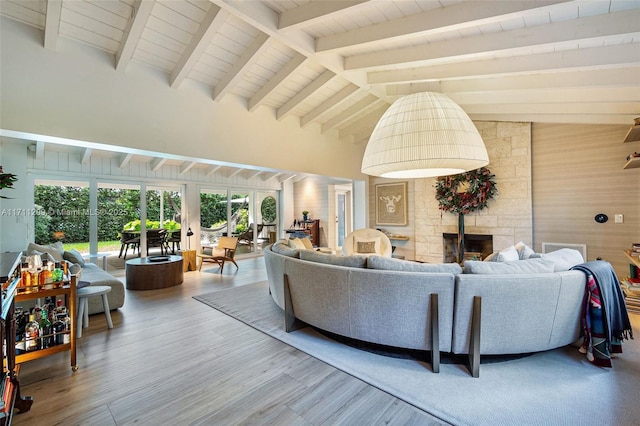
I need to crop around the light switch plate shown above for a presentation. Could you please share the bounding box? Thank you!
[614,214,623,223]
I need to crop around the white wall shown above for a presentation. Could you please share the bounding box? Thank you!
[0,17,368,181]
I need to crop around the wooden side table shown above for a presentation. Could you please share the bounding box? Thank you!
[180,250,197,272]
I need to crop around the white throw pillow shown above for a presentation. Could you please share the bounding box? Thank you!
[300,237,314,250]
[495,245,519,262]
[515,241,535,260]
[542,248,585,272]
[288,238,306,250]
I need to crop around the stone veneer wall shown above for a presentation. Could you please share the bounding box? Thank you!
[413,121,533,263]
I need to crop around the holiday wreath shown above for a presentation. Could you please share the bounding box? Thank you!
[435,167,497,214]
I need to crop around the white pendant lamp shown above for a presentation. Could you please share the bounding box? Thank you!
[361,92,489,178]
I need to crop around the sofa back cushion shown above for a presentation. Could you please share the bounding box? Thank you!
[464,258,555,274]
[367,255,462,274]
[299,249,367,268]
[27,242,65,262]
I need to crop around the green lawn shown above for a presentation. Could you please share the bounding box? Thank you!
[63,240,121,254]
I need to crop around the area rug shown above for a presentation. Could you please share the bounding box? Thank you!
[194,281,640,426]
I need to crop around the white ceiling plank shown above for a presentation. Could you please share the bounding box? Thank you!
[213,32,271,101]
[206,165,223,176]
[468,113,636,125]
[119,153,133,168]
[170,6,228,89]
[43,0,62,50]
[179,161,198,174]
[279,1,369,30]
[301,84,360,128]
[151,157,168,172]
[225,168,243,178]
[316,1,570,52]
[278,174,296,183]
[116,0,155,72]
[461,102,639,116]
[260,171,280,181]
[249,54,307,111]
[346,9,640,70]
[385,67,640,96]
[321,95,384,132]
[368,43,640,85]
[276,69,336,120]
[244,170,263,179]
[338,104,388,140]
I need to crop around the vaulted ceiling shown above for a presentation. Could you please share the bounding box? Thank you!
[1,0,639,174]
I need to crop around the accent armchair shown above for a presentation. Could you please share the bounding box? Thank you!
[197,236,239,273]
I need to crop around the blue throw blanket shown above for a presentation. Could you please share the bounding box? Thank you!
[572,261,633,366]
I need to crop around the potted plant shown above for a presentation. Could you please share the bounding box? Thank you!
[0,166,18,199]
[302,210,309,221]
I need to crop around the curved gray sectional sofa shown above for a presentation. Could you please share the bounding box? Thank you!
[264,243,587,377]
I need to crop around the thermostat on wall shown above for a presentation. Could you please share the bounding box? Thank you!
[594,214,608,223]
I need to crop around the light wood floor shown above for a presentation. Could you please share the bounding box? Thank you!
[13,257,446,426]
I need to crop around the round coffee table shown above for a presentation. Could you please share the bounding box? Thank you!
[125,255,184,290]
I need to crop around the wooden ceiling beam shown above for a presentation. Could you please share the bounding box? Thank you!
[301,84,359,128]
[43,0,62,50]
[276,69,336,120]
[213,32,271,102]
[279,1,368,29]
[316,1,569,52]
[249,54,307,112]
[116,0,155,72]
[170,6,227,89]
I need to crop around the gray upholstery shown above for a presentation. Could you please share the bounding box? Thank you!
[78,263,125,315]
[265,244,587,357]
[367,255,462,274]
[299,249,367,268]
[463,258,555,274]
[266,245,455,352]
[451,271,585,354]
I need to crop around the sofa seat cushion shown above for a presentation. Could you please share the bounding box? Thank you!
[464,258,555,274]
[299,249,367,268]
[367,255,462,274]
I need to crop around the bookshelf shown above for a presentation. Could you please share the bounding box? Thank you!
[623,250,640,314]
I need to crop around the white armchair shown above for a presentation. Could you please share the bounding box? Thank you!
[342,228,393,257]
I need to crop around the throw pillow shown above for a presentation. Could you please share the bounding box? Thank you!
[494,245,519,262]
[299,249,367,268]
[63,249,86,267]
[271,242,300,258]
[541,248,585,272]
[515,241,535,260]
[356,241,376,254]
[367,255,462,274]
[27,242,64,262]
[463,258,555,274]
[300,237,314,250]
[354,236,380,255]
[287,238,306,250]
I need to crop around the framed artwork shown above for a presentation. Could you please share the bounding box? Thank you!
[375,182,407,226]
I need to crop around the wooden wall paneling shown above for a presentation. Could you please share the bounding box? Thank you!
[532,123,640,277]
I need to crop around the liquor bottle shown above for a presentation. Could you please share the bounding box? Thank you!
[20,262,32,292]
[55,298,68,316]
[53,261,64,285]
[52,314,66,346]
[15,308,27,354]
[39,260,52,288]
[39,308,53,349]
[24,314,40,352]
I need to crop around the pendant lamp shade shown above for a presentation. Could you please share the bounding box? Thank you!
[361,92,489,178]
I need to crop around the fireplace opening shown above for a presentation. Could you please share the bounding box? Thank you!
[443,233,493,263]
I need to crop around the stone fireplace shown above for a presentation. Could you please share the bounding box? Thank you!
[443,233,493,263]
